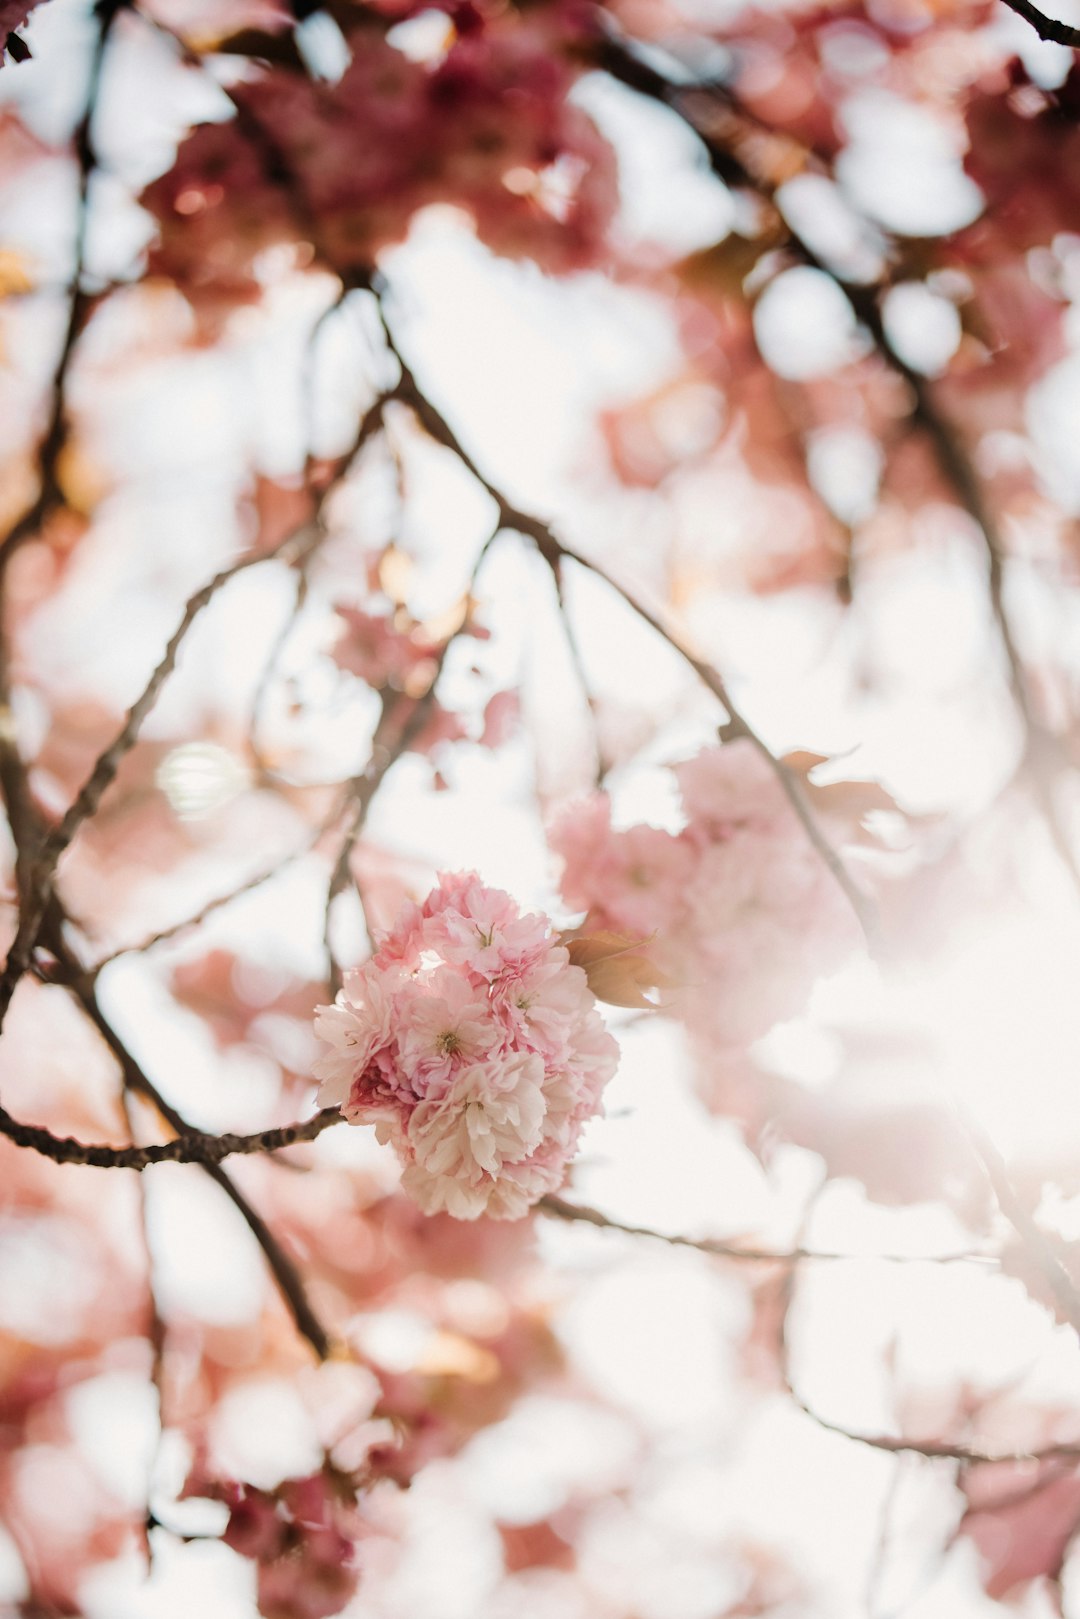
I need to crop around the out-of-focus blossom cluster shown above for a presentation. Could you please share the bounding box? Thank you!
[141,2,617,321]
[313,873,618,1217]
[193,1468,362,1619]
[553,739,862,1060]
[0,0,42,60]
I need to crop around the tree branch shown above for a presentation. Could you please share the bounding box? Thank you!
[0,1098,343,1169]
[537,1193,993,1266]
[595,33,1080,900]
[376,294,878,947]
[995,0,1080,45]
[0,0,125,569]
[0,393,389,1034]
[47,939,334,1358]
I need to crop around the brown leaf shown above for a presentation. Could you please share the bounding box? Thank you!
[781,750,920,846]
[562,930,676,1009]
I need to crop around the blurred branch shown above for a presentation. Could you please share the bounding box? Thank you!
[323,690,429,998]
[322,515,498,994]
[537,1194,993,1266]
[375,293,878,947]
[249,350,391,784]
[0,391,389,1037]
[0,671,337,1355]
[788,1397,1080,1465]
[118,1084,166,1570]
[86,802,340,971]
[0,0,125,568]
[247,562,313,785]
[550,559,608,788]
[0,533,303,1033]
[769,1194,1080,1468]
[596,33,1080,900]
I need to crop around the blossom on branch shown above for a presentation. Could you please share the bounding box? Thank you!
[313,873,618,1218]
[552,739,863,1061]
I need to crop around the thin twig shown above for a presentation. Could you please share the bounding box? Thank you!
[790,1400,1080,1466]
[770,1188,1080,1468]
[0,528,313,1032]
[89,826,324,968]
[550,559,607,787]
[87,797,345,973]
[0,1097,343,1170]
[247,564,311,783]
[119,1086,166,1570]
[536,1194,994,1266]
[324,680,449,996]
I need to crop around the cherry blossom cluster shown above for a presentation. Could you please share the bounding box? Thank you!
[313,873,618,1218]
[552,740,861,1062]
[141,4,616,321]
[214,1473,360,1619]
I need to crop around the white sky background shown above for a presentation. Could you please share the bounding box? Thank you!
[4,2,1080,1615]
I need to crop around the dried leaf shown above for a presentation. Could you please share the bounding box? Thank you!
[562,930,676,1009]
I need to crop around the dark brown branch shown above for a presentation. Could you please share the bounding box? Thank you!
[0,669,336,1360]
[201,1158,332,1357]
[49,529,321,864]
[51,944,333,1358]
[0,533,305,1029]
[995,0,1080,45]
[0,1097,342,1169]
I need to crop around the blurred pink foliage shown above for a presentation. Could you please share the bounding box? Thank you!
[2,0,1080,1612]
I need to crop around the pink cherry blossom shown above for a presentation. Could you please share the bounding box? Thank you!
[214,1473,360,1619]
[552,740,861,1066]
[312,875,618,1217]
[394,968,493,1092]
[311,962,397,1106]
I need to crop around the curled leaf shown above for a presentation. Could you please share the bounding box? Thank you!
[561,929,676,1009]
